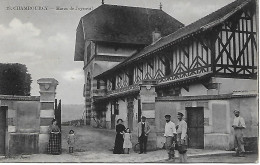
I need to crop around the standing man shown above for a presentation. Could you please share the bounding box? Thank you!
[137,116,151,154]
[164,114,176,161]
[176,112,188,162]
[232,109,246,157]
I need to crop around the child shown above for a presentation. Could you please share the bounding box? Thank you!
[67,130,76,153]
[123,128,132,154]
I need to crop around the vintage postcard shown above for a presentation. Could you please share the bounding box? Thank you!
[0,0,258,163]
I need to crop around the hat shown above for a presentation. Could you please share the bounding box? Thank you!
[165,115,171,118]
[234,109,240,114]
[177,112,184,117]
[141,116,146,119]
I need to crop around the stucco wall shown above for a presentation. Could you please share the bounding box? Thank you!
[92,61,119,77]
[116,100,127,126]
[181,84,208,96]
[1,100,40,134]
[0,98,41,155]
[179,78,257,97]
[216,78,257,94]
[97,43,138,57]
[205,100,231,149]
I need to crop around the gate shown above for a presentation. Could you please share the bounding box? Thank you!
[54,99,62,152]
[0,106,7,155]
[55,99,62,130]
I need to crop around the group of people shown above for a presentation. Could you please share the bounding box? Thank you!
[46,109,246,162]
[113,113,188,162]
[164,112,188,162]
[112,109,246,162]
[113,116,151,154]
[47,119,76,155]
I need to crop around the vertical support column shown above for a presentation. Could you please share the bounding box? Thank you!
[37,78,58,153]
[85,73,92,125]
[139,79,157,150]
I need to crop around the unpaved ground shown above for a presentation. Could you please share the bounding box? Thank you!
[61,126,116,153]
[0,126,257,163]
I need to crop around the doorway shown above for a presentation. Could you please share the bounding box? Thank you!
[0,106,7,155]
[137,99,141,122]
[186,107,204,149]
[110,102,116,129]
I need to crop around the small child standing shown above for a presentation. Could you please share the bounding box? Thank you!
[67,130,75,153]
[123,128,132,154]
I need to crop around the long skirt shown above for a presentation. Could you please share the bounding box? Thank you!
[47,133,61,155]
[113,134,124,154]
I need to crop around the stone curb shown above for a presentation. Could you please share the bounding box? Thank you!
[158,151,234,162]
[188,151,234,158]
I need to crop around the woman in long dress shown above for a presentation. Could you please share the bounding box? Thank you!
[47,119,61,155]
[113,119,126,154]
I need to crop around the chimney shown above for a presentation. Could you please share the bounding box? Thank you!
[152,28,161,43]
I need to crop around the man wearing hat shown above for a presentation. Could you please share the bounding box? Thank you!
[164,114,177,161]
[137,116,151,154]
[176,112,188,162]
[232,109,246,157]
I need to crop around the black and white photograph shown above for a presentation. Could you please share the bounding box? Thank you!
[0,0,258,163]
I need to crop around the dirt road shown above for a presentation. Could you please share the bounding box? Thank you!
[0,126,257,163]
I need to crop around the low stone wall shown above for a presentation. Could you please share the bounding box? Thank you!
[0,96,40,155]
[0,78,59,156]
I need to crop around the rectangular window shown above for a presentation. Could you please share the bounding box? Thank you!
[128,68,134,85]
[165,57,172,76]
[112,77,116,90]
[87,43,91,62]
[114,101,119,115]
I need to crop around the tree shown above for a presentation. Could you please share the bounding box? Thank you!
[0,63,32,96]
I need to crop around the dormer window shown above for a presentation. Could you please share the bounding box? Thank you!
[97,80,100,89]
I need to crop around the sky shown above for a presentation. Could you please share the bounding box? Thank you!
[0,0,235,104]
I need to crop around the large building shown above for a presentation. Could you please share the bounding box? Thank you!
[74,0,258,150]
[74,3,184,125]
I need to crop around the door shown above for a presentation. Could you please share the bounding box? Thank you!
[138,99,141,122]
[127,99,134,131]
[186,107,204,149]
[0,106,7,155]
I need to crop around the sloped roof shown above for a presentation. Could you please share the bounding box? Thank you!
[74,4,184,61]
[95,0,254,79]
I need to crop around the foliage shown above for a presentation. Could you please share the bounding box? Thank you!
[0,63,32,96]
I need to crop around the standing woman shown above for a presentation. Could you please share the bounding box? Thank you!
[47,119,61,155]
[113,119,126,154]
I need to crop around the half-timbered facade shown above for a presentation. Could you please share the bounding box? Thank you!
[92,0,258,150]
